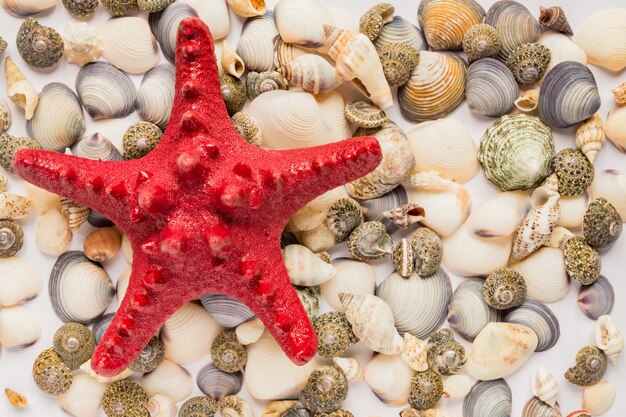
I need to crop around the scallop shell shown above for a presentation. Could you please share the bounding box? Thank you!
[589,169,626,221]
[563,236,601,285]
[147,394,177,417]
[71,133,122,162]
[0,220,24,258]
[2,0,57,16]
[376,269,452,339]
[359,3,395,41]
[179,0,230,40]
[510,247,569,303]
[282,54,342,94]
[417,0,485,51]
[564,345,607,387]
[5,57,38,120]
[237,13,278,72]
[408,183,472,237]
[575,9,626,72]
[56,374,108,417]
[583,197,622,249]
[235,318,264,345]
[0,304,40,348]
[531,366,559,408]
[463,23,501,63]
[197,362,243,400]
[582,380,616,416]
[406,119,479,184]
[16,18,64,68]
[364,353,416,406]
[512,187,560,259]
[347,221,393,261]
[521,397,562,417]
[275,0,334,48]
[76,62,135,120]
[463,379,512,417]
[504,299,560,352]
[538,32,587,79]
[320,258,376,312]
[595,315,623,365]
[135,64,175,130]
[200,293,255,329]
[466,58,518,117]
[161,301,222,364]
[484,1,542,62]
[577,275,614,320]
[26,83,85,152]
[99,17,159,74]
[467,322,538,381]
[374,15,427,53]
[62,22,103,67]
[333,357,363,382]
[149,3,198,63]
[36,208,72,256]
[49,251,115,324]
[398,51,467,122]
[0,257,41,306]
[245,330,319,400]
[283,244,337,286]
[447,279,501,342]
[140,360,193,402]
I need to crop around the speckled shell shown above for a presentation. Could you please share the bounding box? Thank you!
[576,113,604,164]
[326,198,362,243]
[62,22,103,67]
[53,322,96,370]
[411,227,442,276]
[33,348,72,396]
[577,275,614,320]
[300,365,348,413]
[595,315,623,365]
[0,37,6,56]
[506,42,551,85]
[0,100,11,136]
[122,121,163,160]
[237,13,278,72]
[392,239,414,278]
[418,0,484,51]
[138,0,175,12]
[347,221,392,261]
[401,333,429,371]
[135,63,175,130]
[282,54,341,94]
[563,236,601,285]
[129,335,164,373]
[484,1,542,62]
[583,197,622,249]
[100,0,139,15]
[382,203,425,229]
[220,74,246,116]
[344,100,388,129]
[575,9,626,72]
[427,340,467,376]
[553,148,594,196]
[408,369,443,410]
[211,330,247,373]
[359,3,395,41]
[447,279,500,342]
[76,62,136,120]
[0,134,40,175]
[62,0,99,17]
[512,187,560,259]
[99,17,160,74]
[463,379,512,417]
[378,43,420,87]
[462,23,501,63]
[482,268,527,310]
[374,15,427,54]
[313,311,358,357]
[565,345,607,387]
[16,18,64,68]
[504,299,560,352]
[466,58,518,117]
[231,112,262,146]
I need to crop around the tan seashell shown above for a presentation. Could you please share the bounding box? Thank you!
[121,233,133,263]
[401,333,429,372]
[282,54,342,94]
[179,0,230,40]
[407,182,471,237]
[605,105,626,154]
[140,360,193,402]
[56,374,108,417]
[220,40,245,79]
[595,315,623,365]
[4,388,27,408]
[35,208,73,256]
[62,22,103,67]
[289,186,348,232]
[99,17,159,74]
[575,9,626,72]
[235,318,264,345]
[538,32,586,81]
[0,304,40,348]
[612,82,626,106]
[469,191,530,239]
[79,359,131,383]
[320,258,376,312]
[227,0,265,17]
[418,0,485,51]
[147,394,177,417]
[589,169,626,221]
[273,36,311,70]
[511,247,569,303]
[0,257,42,307]
[0,192,33,220]
[364,353,415,406]
[1,0,56,16]
[557,194,587,229]
[514,89,540,114]
[539,6,573,36]
[275,0,334,48]
[544,226,574,248]
[442,375,474,399]
[83,227,122,262]
[382,203,425,229]
[531,366,559,407]
[283,244,337,286]
[5,57,38,120]
[333,357,363,382]
[407,171,455,190]
[582,380,616,416]
[296,221,336,253]
[512,187,561,259]
[60,198,89,231]
[576,114,605,164]
[467,322,538,381]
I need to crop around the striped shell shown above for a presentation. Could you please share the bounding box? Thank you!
[237,13,278,72]
[512,186,560,259]
[374,16,427,53]
[463,380,512,417]
[465,58,518,117]
[149,3,198,63]
[417,0,485,51]
[577,275,614,320]
[504,299,560,352]
[135,64,175,130]
[539,6,573,36]
[447,279,500,342]
[484,1,542,61]
[76,62,136,120]
[99,16,159,74]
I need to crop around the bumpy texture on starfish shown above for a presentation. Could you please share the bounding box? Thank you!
[14,17,382,377]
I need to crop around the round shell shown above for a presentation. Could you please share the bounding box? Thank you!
[211,330,247,373]
[359,3,395,41]
[16,18,64,68]
[326,198,362,243]
[200,293,255,328]
[463,379,512,417]
[577,275,614,320]
[348,221,392,261]
[0,220,24,258]
[246,70,289,101]
[564,345,607,387]
[506,43,551,85]
[313,312,358,358]
[344,100,388,129]
[447,279,501,342]
[102,380,149,417]
[378,43,419,87]
[237,13,278,72]
[408,369,443,410]
[504,299,560,352]
[53,322,96,370]
[564,236,601,285]
[99,16,159,74]
[374,15,427,54]
[62,0,99,16]
[300,365,348,414]
[76,62,136,120]
[220,74,247,116]
[196,362,243,400]
[582,197,622,249]
[417,0,485,51]
[123,122,163,160]
[135,63,175,130]
[462,23,500,63]
[179,396,218,417]
[129,335,164,373]
[482,268,527,310]
[411,227,442,277]
[465,58,518,117]
[553,148,594,196]
[427,340,467,376]
[100,0,140,15]
[575,9,626,72]
[32,348,73,396]
[484,0,542,61]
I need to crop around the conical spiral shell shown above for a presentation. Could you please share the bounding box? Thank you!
[282,54,341,94]
[275,0,334,48]
[576,113,605,164]
[417,0,485,51]
[575,9,626,72]
[531,366,559,408]
[484,1,542,62]
[512,187,561,259]
[5,56,38,120]
[595,315,623,365]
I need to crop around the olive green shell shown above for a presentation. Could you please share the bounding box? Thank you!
[482,268,527,310]
[0,134,41,174]
[246,71,289,101]
[378,43,420,87]
[211,330,247,373]
[411,227,442,277]
[564,345,607,387]
[313,312,358,358]
[315,411,354,417]
[122,122,163,160]
[52,322,96,370]
[392,238,414,278]
[326,198,362,243]
[359,3,395,41]
[137,0,176,12]
[427,340,467,376]
[553,148,594,196]
[300,366,349,413]
[32,348,73,396]
[62,0,99,17]
[220,74,247,116]
[0,219,24,258]
[462,23,500,63]
[101,0,140,16]
[129,335,164,373]
[295,285,321,320]
[408,369,443,410]
[563,236,601,285]
[506,43,551,85]
[16,18,64,68]
[344,101,388,129]
[428,328,455,346]
[179,396,219,417]
[102,380,149,417]
[583,197,622,249]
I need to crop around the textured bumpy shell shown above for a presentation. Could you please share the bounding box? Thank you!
[16,18,64,68]
[564,345,607,387]
[553,148,594,196]
[583,198,622,249]
[563,236,601,285]
[462,23,500,63]
[482,268,527,310]
[505,42,551,85]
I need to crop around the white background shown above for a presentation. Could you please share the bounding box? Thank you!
[1,0,625,416]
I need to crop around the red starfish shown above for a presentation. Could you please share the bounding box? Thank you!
[14,17,382,377]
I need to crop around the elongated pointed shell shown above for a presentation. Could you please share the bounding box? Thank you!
[484,1,542,62]
[364,353,416,406]
[511,247,569,303]
[141,360,193,402]
[5,57,38,120]
[463,379,512,417]
[532,366,559,408]
[99,17,159,74]
[76,62,136,120]
[56,374,108,417]
[595,315,623,365]
[575,9,626,72]
[282,54,341,95]
[417,0,485,51]
[447,279,501,342]
[576,113,604,164]
[135,64,175,130]
[320,258,376,311]
[512,187,560,259]
[466,58,518,117]
[582,380,616,416]
[589,169,626,221]
[0,304,40,348]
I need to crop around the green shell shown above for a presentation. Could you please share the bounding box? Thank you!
[100,0,140,16]
[102,380,149,417]
[313,312,358,358]
[300,366,349,414]
[0,134,42,174]
[506,43,551,85]
[295,285,321,320]
[122,122,163,160]
[411,227,442,277]
[359,3,395,41]
[462,23,500,63]
[129,335,164,373]
[62,0,99,16]
[482,268,527,310]
[347,221,393,261]
[220,74,247,116]
[563,236,601,285]
[408,369,443,410]
[583,197,623,249]
[479,114,555,191]
[137,0,175,12]
[553,148,594,196]
[32,348,73,396]
[378,43,420,87]
[326,198,362,243]
[564,345,607,387]
[0,219,24,258]
[427,340,467,376]
[52,323,96,370]
[16,18,64,68]
[179,396,218,417]
[428,328,455,346]
[315,411,354,417]
[344,101,388,129]
[211,330,247,373]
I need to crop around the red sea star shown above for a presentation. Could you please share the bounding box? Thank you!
[13,17,382,377]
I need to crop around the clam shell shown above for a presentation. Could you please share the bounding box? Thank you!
[467,322,538,380]
[575,9,626,72]
[595,315,623,365]
[577,275,614,320]
[374,16,427,53]
[91,312,114,343]
[5,57,38,120]
[398,51,467,122]
[2,0,56,16]
[538,32,587,80]
[76,62,136,120]
[376,269,452,339]
[557,194,587,229]
[26,83,85,152]
[149,3,198,63]
[521,397,562,417]
[197,362,243,400]
[0,304,40,348]
[504,299,560,352]
[200,293,255,328]
[360,185,408,233]
[56,374,108,417]
[135,64,175,130]
[463,379,512,417]
[36,208,72,256]
[364,353,415,406]
[99,17,159,74]
[0,257,42,306]
[582,380,616,416]
[179,0,230,40]
[417,0,485,51]
[447,279,501,342]
[511,247,570,303]
[49,251,115,324]
[539,62,601,129]
[275,0,334,48]
[484,1,542,62]
[235,318,264,345]
[62,22,103,67]
[406,118,479,184]
[443,374,474,399]
[71,132,122,162]
[282,54,341,94]
[147,394,177,417]
[465,58,518,117]
[320,258,376,312]
[273,36,311,70]
[141,360,193,402]
[532,366,559,408]
[283,244,337,286]
[469,191,530,239]
[333,357,363,382]
[589,169,626,221]
[512,187,561,259]
[605,105,626,153]
[237,13,278,72]
[407,182,472,237]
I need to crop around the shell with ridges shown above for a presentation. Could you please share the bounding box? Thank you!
[0,257,41,306]
[575,9,626,72]
[196,362,243,400]
[401,333,429,371]
[146,394,177,417]
[484,1,542,62]
[122,121,163,160]
[16,18,64,68]
[220,74,246,116]
[564,235,601,285]
[149,3,198,63]
[283,244,337,286]
[211,330,247,373]
[273,36,311,71]
[76,62,136,120]
[532,366,559,407]
[219,395,254,417]
[275,0,334,48]
[565,345,607,387]
[60,197,89,232]
[295,285,320,319]
[129,335,164,374]
[360,185,408,233]
[595,315,623,365]
[235,318,264,346]
[0,220,23,258]
[512,187,560,259]
[538,32,587,82]
[237,13,278,72]
[36,208,72,256]
[345,100,388,129]
[409,182,472,237]
[583,197,622,249]
[463,23,500,63]
[447,279,500,342]
[482,268,527,310]
[138,0,175,12]
[5,57,38,120]
[374,15,427,53]
[521,397,562,417]
[347,221,393,261]
[427,339,467,376]
[605,105,626,153]
[359,3,395,41]
[326,198,362,243]
[553,148,594,197]
[582,380,616,416]
[313,311,358,358]
[100,0,139,15]
[469,191,530,239]
[140,360,193,402]
[32,348,72,395]
[231,112,262,146]
[2,0,57,16]
[333,357,363,382]
[62,22,103,67]
[576,114,604,164]
[72,133,122,163]
[102,380,149,417]
[511,247,569,303]
[300,365,348,413]
[364,353,416,406]
[466,58,518,117]
[178,397,218,417]
[577,275,614,320]
[382,203,425,229]
[53,322,96,370]
[178,0,229,40]
[378,43,419,87]
[506,43,551,86]
[589,169,626,221]
[417,0,485,51]
[56,374,108,417]
[135,63,175,130]
[504,299,560,352]
[0,304,40,348]
[99,17,159,74]
[320,258,376,312]
[539,6,572,35]
[282,54,341,95]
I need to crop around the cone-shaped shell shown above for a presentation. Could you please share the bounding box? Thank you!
[575,9,626,72]
[576,113,605,164]
[512,187,561,259]
[417,0,485,51]
[484,1,542,62]
[282,54,341,94]
[5,57,38,120]
[595,315,623,365]
[466,58,518,117]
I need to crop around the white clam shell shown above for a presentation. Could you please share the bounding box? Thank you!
[5,57,38,120]
[140,360,193,402]
[162,302,223,364]
[467,322,538,381]
[595,315,623,365]
[605,105,626,153]
[180,0,230,41]
[582,380,616,416]
[235,318,264,345]
[510,247,569,303]
[283,244,337,286]
[589,169,626,221]
[407,182,472,237]
[0,304,40,347]
[62,22,103,67]
[56,374,108,417]
[364,353,415,407]
[575,9,626,72]
[512,187,560,260]
[0,257,42,307]
[538,31,586,80]
[1,0,56,16]
[443,375,474,399]
[76,62,136,121]
[275,0,334,48]
[99,17,160,75]
[557,194,587,229]
[245,330,319,400]
[332,357,363,382]
[447,279,501,342]
[36,208,72,256]
[320,258,376,312]
[400,333,428,372]
[79,358,131,382]
[469,191,530,239]
[135,64,175,130]
[147,394,177,417]
[237,13,278,72]
[531,366,559,408]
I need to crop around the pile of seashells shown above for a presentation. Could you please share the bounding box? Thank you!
[0,0,625,416]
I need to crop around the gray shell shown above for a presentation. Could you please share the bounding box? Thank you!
[447,279,501,342]
[348,221,393,261]
[196,362,243,400]
[373,16,427,54]
[484,1,541,62]
[76,62,136,120]
[91,312,115,342]
[521,397,562,417]
[504,299,560,352]
[200,293,255,328]
[71,133,123,162]
[135,64,175,130]
[360,185,408,233]
[465,58,518,117]
[411,227,442,276]
[577,275,614,320]
[149,3,198,62]
[463,379,512,417]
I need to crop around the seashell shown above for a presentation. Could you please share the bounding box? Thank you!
[122,121,163,160]
[466,58,518,117]
[479,114,555,191]
[76,62,135,120]
[589,169,626,221]
[0,174,6,193]
[0,220,24,258]
[532,366,559,408]
[24,184,58,216]
[467,323,538,381]
[300,365,348,413]
[605,106,626,154]
[49,251,115,324]
[237,13,278,72]
[575,9,626,72]
[392,238,415,278]
[0,257,41,305]
[408,369,444,410]
[59,197,89,232]
[482,268,527,310]
[0,37,5,56]
[220,74,246,116]
[149,3,198,63]
[583,198,622,249]
[463,23,501,63]
[62,22,103,67]
[512,187,560,259]
[283,244,337,286]
[565,345,607,387]
[515,89,540,114]
[359,3,395,41]
[128,335,164,374]
[484,1,542,62]
[282,54,342,94]
[333,357,363,382]
[595,315,623,365]
[295,285,321,319]
[261,400,307,417]
[577,275,614,320]
[178,397,218,417]
[555,194,586,229]
[566,412,591,417]
[219,40,245,79]
[324,198,362,243]
[219,395,254,417]
[411,227,442,276]
[427,339,467,376]
[443,374,474,399]
[407,171,454,190]
[511,247,569,303]
[378,43,420,87]
[348,123,415,199]
[178,0,229,40]
[247,70,292,101]
[231,112,262,147]
[61,0,100,16]
[506,43,551,86]
[406,119,479,184]
[545,225,574,248]
[211,330,247,373]
[197,362,243,400]
[56,374,107,417]
[35,208,73,256]
[26,83,85,152]
[141,359,193,401]
[521,397,562,417]
[72,132,122,162]
[228,0,265,17]
[374,15,427,53]
[447,279,500,342]
[134,64,175,130]
[582,380,616,416]
[91,312,114,343]
[5,57,38,120]
[2,0,56,16]
[313,311,358,358]
[32,348,72,395]
[364,353,416,406]
[504,299,560,352]
[347,221,392,261]
[100,0,139,15]
[563,236,601,285]
[344,100,388,129]
[83,227,121,263]
[235,318,264,345]
[417,0,485,51]
[469,191,530,239]
[325,25,393,109]
[340,292,403,354]
[275,0,334,48]
[53,322,95,371]
[273,37,312,72]
[247,89,351,150]
[0,304,40,347]
[539,5,572,36]
[290,186,348,232]
[320,258,376,312]
[102,380,149,417]
[99,17,159,74]
[147,394,177,417]
[360,185,408,233]
[382,203,425,229]
[296,221,336,253]
[376,269,452,338]
[246,330,319,400]
[553,148,594,197]
[612,82,626,105]
[398,51,466,122]
[0,100,11,135]
[16,18,64,68]
[538,32,587,79]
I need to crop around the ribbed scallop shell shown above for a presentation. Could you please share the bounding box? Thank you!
[281,54,341,94]
[466,58,518,117]
[532,366,559,408]
[62,22,103,67]
[407,182,472,237]
[398,51,466,122]
[2,0,57,16]
[374,16,427,53]
[76,62,136,120]
[512,187,560,259]
[589,169,626,221]
[134,64,174,129]
[149,2,198,63]
[511,247,569,303]
[504,299,560,352]
[582,380,616,416]
[320,259,376,312]
[196,362,243,400]
[376,269,452,339]
[0,304,40,348]
[577,275,614,320]
[595,315,623,365]
[417,0,485,51]
[0,257,42,306]
[141,360,193,402]
[575,9,626,72]
[447,279,501,342]
[99,17,159,74]
[71,133,122,161]
[200,293,255,328]
[275,0,333,48]
[56,374,108,417]
[605,105,626,154]
[364,353,415,406]
[237,13,278,72]
[484,1,542,62]
[49,251,115,324]
[463,379,512,417]
[26,83,85,152]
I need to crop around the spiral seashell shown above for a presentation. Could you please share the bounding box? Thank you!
[26,83,85,152]
[197,362,243,400]
[178,397,218,417]
[49,251,115,324]
[0,100,11,136]
[360,185,408,233]
[146,394,177,417]
[219,395,254,417]
[364,353,416,406]
[344,100,388,129]
[378,43,419,87]
[410,227,441,276]
[427,339,467,376]
[134,64,175,130]
[102,381,150,417]
[283,244,337,286]
[300,365,348,413]
[0,192,34,220]
[227,0,265,17]
[577,275,614,320]
[482,268,527,310]
[237,13,278,72]
[71,133,122,162]
[539,5,572,36]
[359,3,395,41]
[275,0,334,48]
[211,330,247,373]
[220,74,246,116]
[563,236,601,285]
[506,43,551,86]
[417,0,485,51]
[582,380,616,416]
[521,397,562,417]
[595,315,623,365]
[128,335,164,374]
[466,58,518,117]
[589,169,626,221]
[231,112,262,147]
[218,40,245,79]
[295,285,320,320]
[140,360,192,402]
[504,299,560,352]
[59,196,88,232]
[382,203,424,229]
[99,17,159,74]
[510,247,569,303]
[200,293,255,329]
[273,36,311,71]
[532,366,559,408]
[2,0,56,16]
[33,348,72,395]
[575,9,626,72]
[53,322,96,370]
[515,88,540,114]
[398,51,466,122]
[281,54,340,95]
[447,279,500,342]
[76,62,136,120]
[538,33,587,80]
[313,311,358,357]
[408,369,443,410]
[0,220,23,259]
[512,187,560,259]
[325,198,362,243]
[290,186,348,232]
[56,374,107,417]
[149,3,197,63]
[583,197,622,249]
[5,56,38,120]
[235,317,264,346]
[463,23,500,63]
[0,304,40,348]
[333,357,363,382]
[100,0,139,15]
[16,18,64,68]
[320,258,375,312]
[376,269,452,339]
[122,121,163,160]
[0,257,41,306]
[553,149,594,197]
[347,221,393,261]
[401,333,428,372]
[484,1,542,62]
[575,114,605,164]
[374,15,427,54]
[62,22,102,67]
[565,345,607,387]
